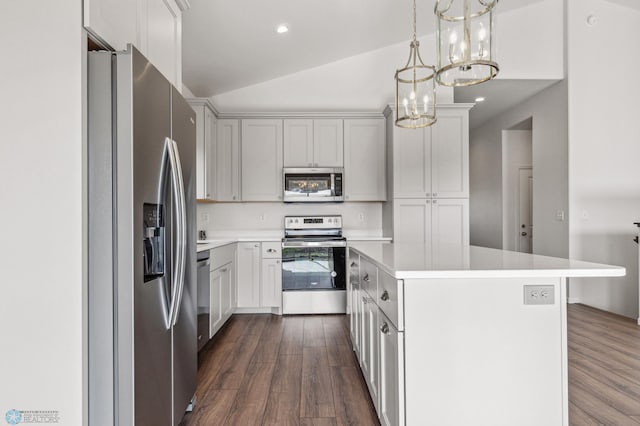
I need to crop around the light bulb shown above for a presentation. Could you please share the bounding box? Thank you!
[423,95,429,114]
[409,91,416,100]
[478,24,486,41]
[449,32,458,44]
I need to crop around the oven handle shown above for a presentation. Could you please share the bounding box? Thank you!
[282,241,347,248]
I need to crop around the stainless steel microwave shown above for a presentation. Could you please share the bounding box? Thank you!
[283,168,344,202]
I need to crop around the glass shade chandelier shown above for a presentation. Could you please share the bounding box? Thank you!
[435,0,499,87]
[395,0,437,129]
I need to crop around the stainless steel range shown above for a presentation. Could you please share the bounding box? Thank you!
[282,215,347,314]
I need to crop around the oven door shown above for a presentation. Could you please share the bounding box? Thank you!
[281,242,346,291]
[283,168,343,202]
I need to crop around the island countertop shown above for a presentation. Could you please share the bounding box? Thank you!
[348,241,625,280]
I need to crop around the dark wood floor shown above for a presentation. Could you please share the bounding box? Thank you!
[183,304,640,425]
[568,303,640,425]
[181,314,379,426]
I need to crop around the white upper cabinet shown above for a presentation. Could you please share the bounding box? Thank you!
[431,108,469,198]
[84,0,138,51]
[216,119,241,201]
[84,0,184,88]
[283,119,344,168]
[241,119,284,201]
[314,119,344,168]
[393,127,432,198]
[390,105,469,199]
[344,119,386,201]
[393,199,432,244]
[284,119,314,167]
[187,100,215,201]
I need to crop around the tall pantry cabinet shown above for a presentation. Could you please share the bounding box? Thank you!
[384,104,472,246]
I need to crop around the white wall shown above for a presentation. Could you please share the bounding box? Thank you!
[197,202,382,238]
[567,0,640,319]
[469,81,569,258]
[0,3,85,425]
[209,0,563,112]
[502,130,532,251]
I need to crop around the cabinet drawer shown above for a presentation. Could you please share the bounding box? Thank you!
[360,256,377,298]
[378,269,404,331]
[261,241,282,258]
[212,243,236,271]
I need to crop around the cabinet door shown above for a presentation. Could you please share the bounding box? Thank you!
[139,0,182,88]
[261,258,282,308]
[84,0,138,51]
[393,199,431,244]
[314,119,344,167]
[209,266,223,337]
[190,102,215,201]
[230,260,237,312]
[365,295,380,414]
[379,311,404,426]
[348,252,360,344]
[284,119,314,167]
[236,242,261,308]
[344,119,386,201]
[241,119,284,201]
[359,293,370,379]
[431,109,469,198]
[352,287,362,356]
[221,263,231,318]
[393,127,432,198]
[216,119,241,201]
[431,198,470,246]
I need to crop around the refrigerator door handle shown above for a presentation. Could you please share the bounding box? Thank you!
[170,139,187,326]
[165,137,186,330]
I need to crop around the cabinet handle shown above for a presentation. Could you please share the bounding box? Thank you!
[221,268,228,272]
[350,262,358,268]
[433,193,438,197]
[380,323,390,334]
[254,244,259,248]
[362,274,370,282]
[267,248,276,253]
[380,290,389,301]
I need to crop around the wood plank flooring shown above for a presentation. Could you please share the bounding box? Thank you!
[181,314,378,426]
[568,303,640,425]
[184,304,640,425]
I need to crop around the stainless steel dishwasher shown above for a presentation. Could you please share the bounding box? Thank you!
[196,250,210,351]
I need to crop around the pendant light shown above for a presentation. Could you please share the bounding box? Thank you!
[395,0,437,129]
[435,0,499,87]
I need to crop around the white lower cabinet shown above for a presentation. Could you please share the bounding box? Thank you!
[236,241,283,312]
[209,265,223,337]
[236,242,261,308]
[378,310,404,426]
[393,198,469,246]
[349,251,404,426]
[209,244,237,338]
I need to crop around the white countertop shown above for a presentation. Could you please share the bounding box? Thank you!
[349,241,626,279]
[196,235,392,252]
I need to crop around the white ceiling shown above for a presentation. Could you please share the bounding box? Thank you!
[182,0,544,97]
[454,79,560,130]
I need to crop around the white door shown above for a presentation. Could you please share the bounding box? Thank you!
[366,295,380,414]
[236,242,261,308]
[313,119,344,167]
[431,109,469,198]
[431,198,470,247]
[140,0,182,87]
[220,263,231,318]
[283,119,314,167]
[518,168,533,253]
[393,199,431,244]
[261,258,282,308]
[379,312,404,426]
[344,119,386,201]
[241,119,283,201]
[209,266,223,337]
[393,126,431,198]
[215,119,240,201]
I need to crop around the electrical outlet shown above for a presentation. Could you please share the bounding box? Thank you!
[202,213,210,223]
[358,213,365,222]
[524,285,555,305]
[555,210,565,222]
[259,214,266,222]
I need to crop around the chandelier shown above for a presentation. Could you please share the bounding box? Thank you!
[395,0,437,129]
[434,0,499,87]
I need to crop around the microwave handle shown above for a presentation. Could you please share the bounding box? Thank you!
[331,173,335,196]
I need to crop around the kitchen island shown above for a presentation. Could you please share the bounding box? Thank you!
[347,242,625,426]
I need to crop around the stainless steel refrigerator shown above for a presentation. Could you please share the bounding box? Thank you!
[88,46,197,426]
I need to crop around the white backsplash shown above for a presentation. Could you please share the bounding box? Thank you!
[197,202,383,238]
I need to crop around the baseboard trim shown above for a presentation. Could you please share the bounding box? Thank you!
[567,298,581,304]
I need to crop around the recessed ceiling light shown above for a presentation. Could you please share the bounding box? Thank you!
[276,24,289,34]
[475,97,486,102]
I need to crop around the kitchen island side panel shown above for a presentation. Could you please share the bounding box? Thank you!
[403,277,566,426]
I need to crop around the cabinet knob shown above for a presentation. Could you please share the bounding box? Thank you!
[276,260,280,264]
[207,193,211,198]
[221,268,228,272]
[380,323,390,334]
[232,196,236,200]
[362,274,370,282]
[433,200,438,204]
[254,244,259,248]
[426,193,431,197]
[267,248,276,253]
[350,262,358,267]
[380,290,389,301]
[433,193,438,197]
[362,296,368,304]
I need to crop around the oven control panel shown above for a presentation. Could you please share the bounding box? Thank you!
[284,215,342,230]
